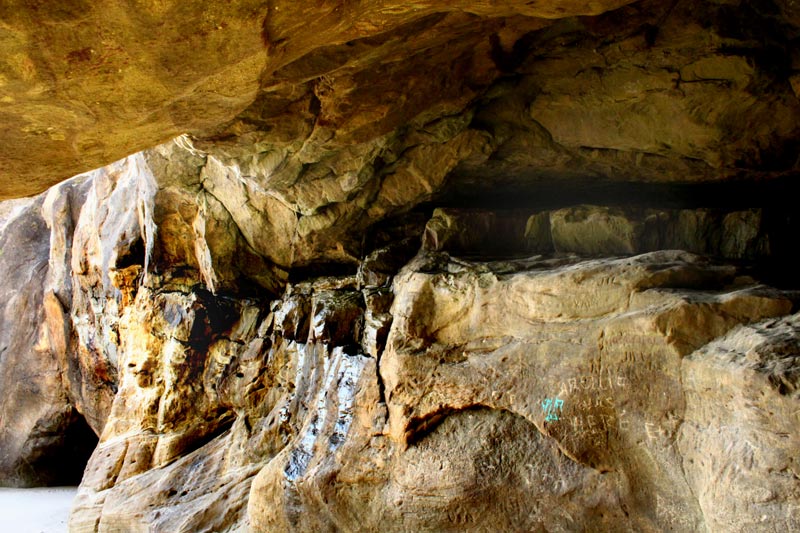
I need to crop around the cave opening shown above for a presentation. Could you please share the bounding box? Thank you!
[22,409,99,487]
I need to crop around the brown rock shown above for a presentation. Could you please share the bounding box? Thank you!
[4,0,800,201]
[0,0,639,199]
[0,192,97,487]
[0,1,799,530]
[64,247,798,531]
[680,314,800,531]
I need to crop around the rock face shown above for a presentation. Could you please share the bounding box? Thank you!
[2,0,800,198]
[2,136,798,528]
[0,189,98,487]
[0,0,639,198]
[63,238,798,531]
[0,0,799,531]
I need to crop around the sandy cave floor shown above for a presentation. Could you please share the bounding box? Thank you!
[0,487,76,533]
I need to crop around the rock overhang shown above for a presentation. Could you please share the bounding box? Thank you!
[1,0,799,200]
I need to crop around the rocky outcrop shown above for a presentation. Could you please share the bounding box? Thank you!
[680,314,800,532]
[0,187,97,487]
[0,130,796,526]
[0,0,799,531]
[64,242,798,531]
[2,127,797,526]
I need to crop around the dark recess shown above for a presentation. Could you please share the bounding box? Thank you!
[287,262,359,284]
[19,410,99,486]
[116,237,145,269]
[434,174,800,211]
[420,176,800,288]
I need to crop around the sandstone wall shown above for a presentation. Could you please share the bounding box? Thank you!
[0,0,798,531]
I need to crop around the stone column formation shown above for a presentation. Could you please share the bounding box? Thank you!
[0,1,799,531]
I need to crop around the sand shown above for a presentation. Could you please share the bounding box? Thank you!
[0,487,76,533]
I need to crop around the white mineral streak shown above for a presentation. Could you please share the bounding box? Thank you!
[132,153,158,285]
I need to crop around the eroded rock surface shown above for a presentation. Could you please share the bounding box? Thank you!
[66,243,798,532]
[0,0,640,198]
[680,314,800,532]
[0,131,797,527]
[2,0,800,198]
[9,134,796,526]
[0,0,799,530]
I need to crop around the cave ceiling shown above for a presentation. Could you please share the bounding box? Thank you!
[1,0,798,200]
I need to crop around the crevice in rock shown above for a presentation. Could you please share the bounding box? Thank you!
[174,416,235,461]
[115,237,145,269]
[404,404,483,447]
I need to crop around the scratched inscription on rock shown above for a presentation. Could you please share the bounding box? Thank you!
[549,371,632,447]
[557,372,629,396]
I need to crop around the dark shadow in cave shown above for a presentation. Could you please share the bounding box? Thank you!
[433,174,800,211]
[23,409,99,486]
[116,237,145,269]
[282,173,800,288]
[287,262,359,284]
[416,174,800,289]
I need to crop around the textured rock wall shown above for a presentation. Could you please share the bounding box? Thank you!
[2,0,800,198]
[0,0,640,198]
[0,0,798,531]
[1,135,797,529]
